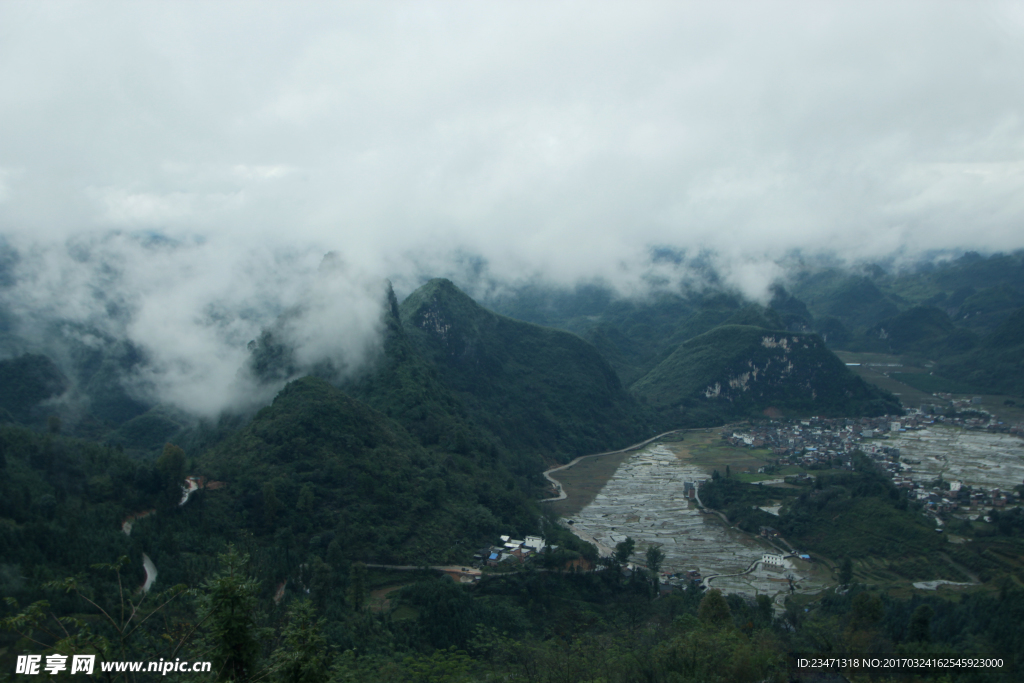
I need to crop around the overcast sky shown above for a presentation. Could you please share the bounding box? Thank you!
[2,1,1023,413]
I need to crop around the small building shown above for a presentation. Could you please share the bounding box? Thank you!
[524,535,545,551]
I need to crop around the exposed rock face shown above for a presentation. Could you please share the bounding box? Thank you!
[632,325,902,421]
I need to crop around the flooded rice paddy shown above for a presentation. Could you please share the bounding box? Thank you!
[566,444,827,599]
[891,427,1024,490]
[563,427,1024,599]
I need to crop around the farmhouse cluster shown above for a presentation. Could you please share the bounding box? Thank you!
[476,535,548,567]
[724,415,911,467]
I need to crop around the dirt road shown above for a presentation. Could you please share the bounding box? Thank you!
[540,430,684,503]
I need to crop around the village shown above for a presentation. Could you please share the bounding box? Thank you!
[723,406,1024,524]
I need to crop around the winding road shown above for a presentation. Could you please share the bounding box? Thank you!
[123,477,202,593]
[540,430,684,503]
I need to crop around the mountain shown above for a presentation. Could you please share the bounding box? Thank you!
[938,307,1024,398]
[399,279,650,461]
[790,272,900,332]
[485,285,750,385]
[952,284,1024,335]
[720,305,786,330]
[769,285,814,332]
[341,288,470,449]
[862,306,978,357]
[201,375,536,564]
[790,251,1024,341]
[631,324,902,422]
[0,325,163,446]
[0,353,69,424]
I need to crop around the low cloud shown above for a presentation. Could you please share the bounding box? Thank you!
[2,2,1024,413]
[0,233,387,418]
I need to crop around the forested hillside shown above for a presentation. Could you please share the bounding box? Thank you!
[203,375,538,563]
[399,279,650,461]
[938,308,1024,398]
[485,251,1024,403]
[631,325,901,424]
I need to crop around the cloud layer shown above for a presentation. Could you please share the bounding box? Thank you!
[2,1,1024,414]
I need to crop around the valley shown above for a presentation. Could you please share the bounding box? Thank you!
[550,433,830,603]
[549,420,1024,605]
[837,349,1024,425]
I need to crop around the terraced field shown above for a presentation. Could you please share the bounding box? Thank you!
[892,427,1024,490]
[566,442,829,599]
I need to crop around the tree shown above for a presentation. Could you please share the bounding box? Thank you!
[308,557,335,612]
[157,443,186,511]
[198,544,265,682]
[347,561,367,612]
[614,537,636,565]
[645,545,665,574]
[269,600,330,683]
[850,592,883,630]
[326,539,344,569]
[697,589,732,629]
[263,482,281,528]
[643,545,667,597]
[908,604,934,643]
[645,545,666,581]
[839,557,853,586]
[294,484,315,532]
[296,484,315,513]
[756,594,773,627]
[2,556,190,681]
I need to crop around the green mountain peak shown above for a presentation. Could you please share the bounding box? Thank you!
[632,324,900,421]
[399,279,650,461]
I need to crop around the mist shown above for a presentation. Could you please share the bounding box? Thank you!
[2,1,1024,416]
[0,232,388,417]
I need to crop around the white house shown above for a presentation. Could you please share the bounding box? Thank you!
[524,535,545,551]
